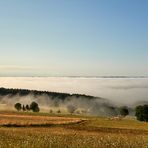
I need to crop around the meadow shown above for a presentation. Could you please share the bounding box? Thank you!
[0,111,148,148]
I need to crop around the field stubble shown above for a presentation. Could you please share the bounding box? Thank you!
[0,111,148,148]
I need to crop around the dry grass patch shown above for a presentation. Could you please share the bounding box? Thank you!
[0,111,148,147]
[0,113,83,127]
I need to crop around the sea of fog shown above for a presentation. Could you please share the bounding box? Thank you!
[0,77,148,105]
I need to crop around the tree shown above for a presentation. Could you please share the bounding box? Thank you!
[135,105,144,121]
[14,103,22,111]
[26,104,30,111]
[135,105,148,122]
[30,102,40,112]
[119,107,129,117]
[67,105,76,114]
[57,110,61,113]
[22,105,26,111]
[143,105,148,121]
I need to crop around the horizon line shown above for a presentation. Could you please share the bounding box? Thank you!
[0,76,148,78]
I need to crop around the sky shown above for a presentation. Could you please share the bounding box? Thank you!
[0,0,148,76]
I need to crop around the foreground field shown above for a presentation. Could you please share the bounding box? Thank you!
[0,111,148,148]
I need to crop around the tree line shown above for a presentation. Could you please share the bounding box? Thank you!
[0,87,94,100]
[14,101,148,122]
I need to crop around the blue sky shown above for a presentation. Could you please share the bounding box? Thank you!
[0,0,147,76]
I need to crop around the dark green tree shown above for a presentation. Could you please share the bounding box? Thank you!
[26,104,30,111]
[143,105,148,121]
[22,105,26,111]
[30,102,40,112]
[14,103,22,111]
[119,107,129,117]
[135,105,148,121]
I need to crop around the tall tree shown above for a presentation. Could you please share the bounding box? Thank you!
[14,103,22,111]
[30,102,40,112]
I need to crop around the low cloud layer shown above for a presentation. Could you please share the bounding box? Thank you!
[0,77,148,105]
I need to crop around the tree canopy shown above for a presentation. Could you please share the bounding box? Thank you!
[119,107,129,117]
[135,105,148,122]
[14,103,22,111]
[30,102,40,112]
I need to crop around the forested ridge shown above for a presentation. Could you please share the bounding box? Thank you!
[0,87,94,100]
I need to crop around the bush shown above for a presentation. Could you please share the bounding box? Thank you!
[26,104,30,111]
[135,105,148,121]
[57,110,61,113]
[14,103,22,111]
[119,107,129,117]
[22,105,26,111]
[30,102,40,112]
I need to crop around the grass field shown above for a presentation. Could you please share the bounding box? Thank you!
[0,111,148,148]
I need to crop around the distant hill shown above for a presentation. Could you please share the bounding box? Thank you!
[0,87,118,116]
[0,87,94,100]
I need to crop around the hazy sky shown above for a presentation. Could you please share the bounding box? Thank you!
[0,0,148,76]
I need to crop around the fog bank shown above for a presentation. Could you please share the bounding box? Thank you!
[0,77,148,105]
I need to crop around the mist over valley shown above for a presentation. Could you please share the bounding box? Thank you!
[0,77,147,116]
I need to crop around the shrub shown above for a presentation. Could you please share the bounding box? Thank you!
[30,102,40,112]
[57,110,61,113]
[135,105,148,121]
[119,107,129,117]
[14,103,22,111]
[26,104,30,111]
[49,109,53,114]
[22,105,26,111]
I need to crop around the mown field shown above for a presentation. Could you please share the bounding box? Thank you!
[0,111,148,148]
